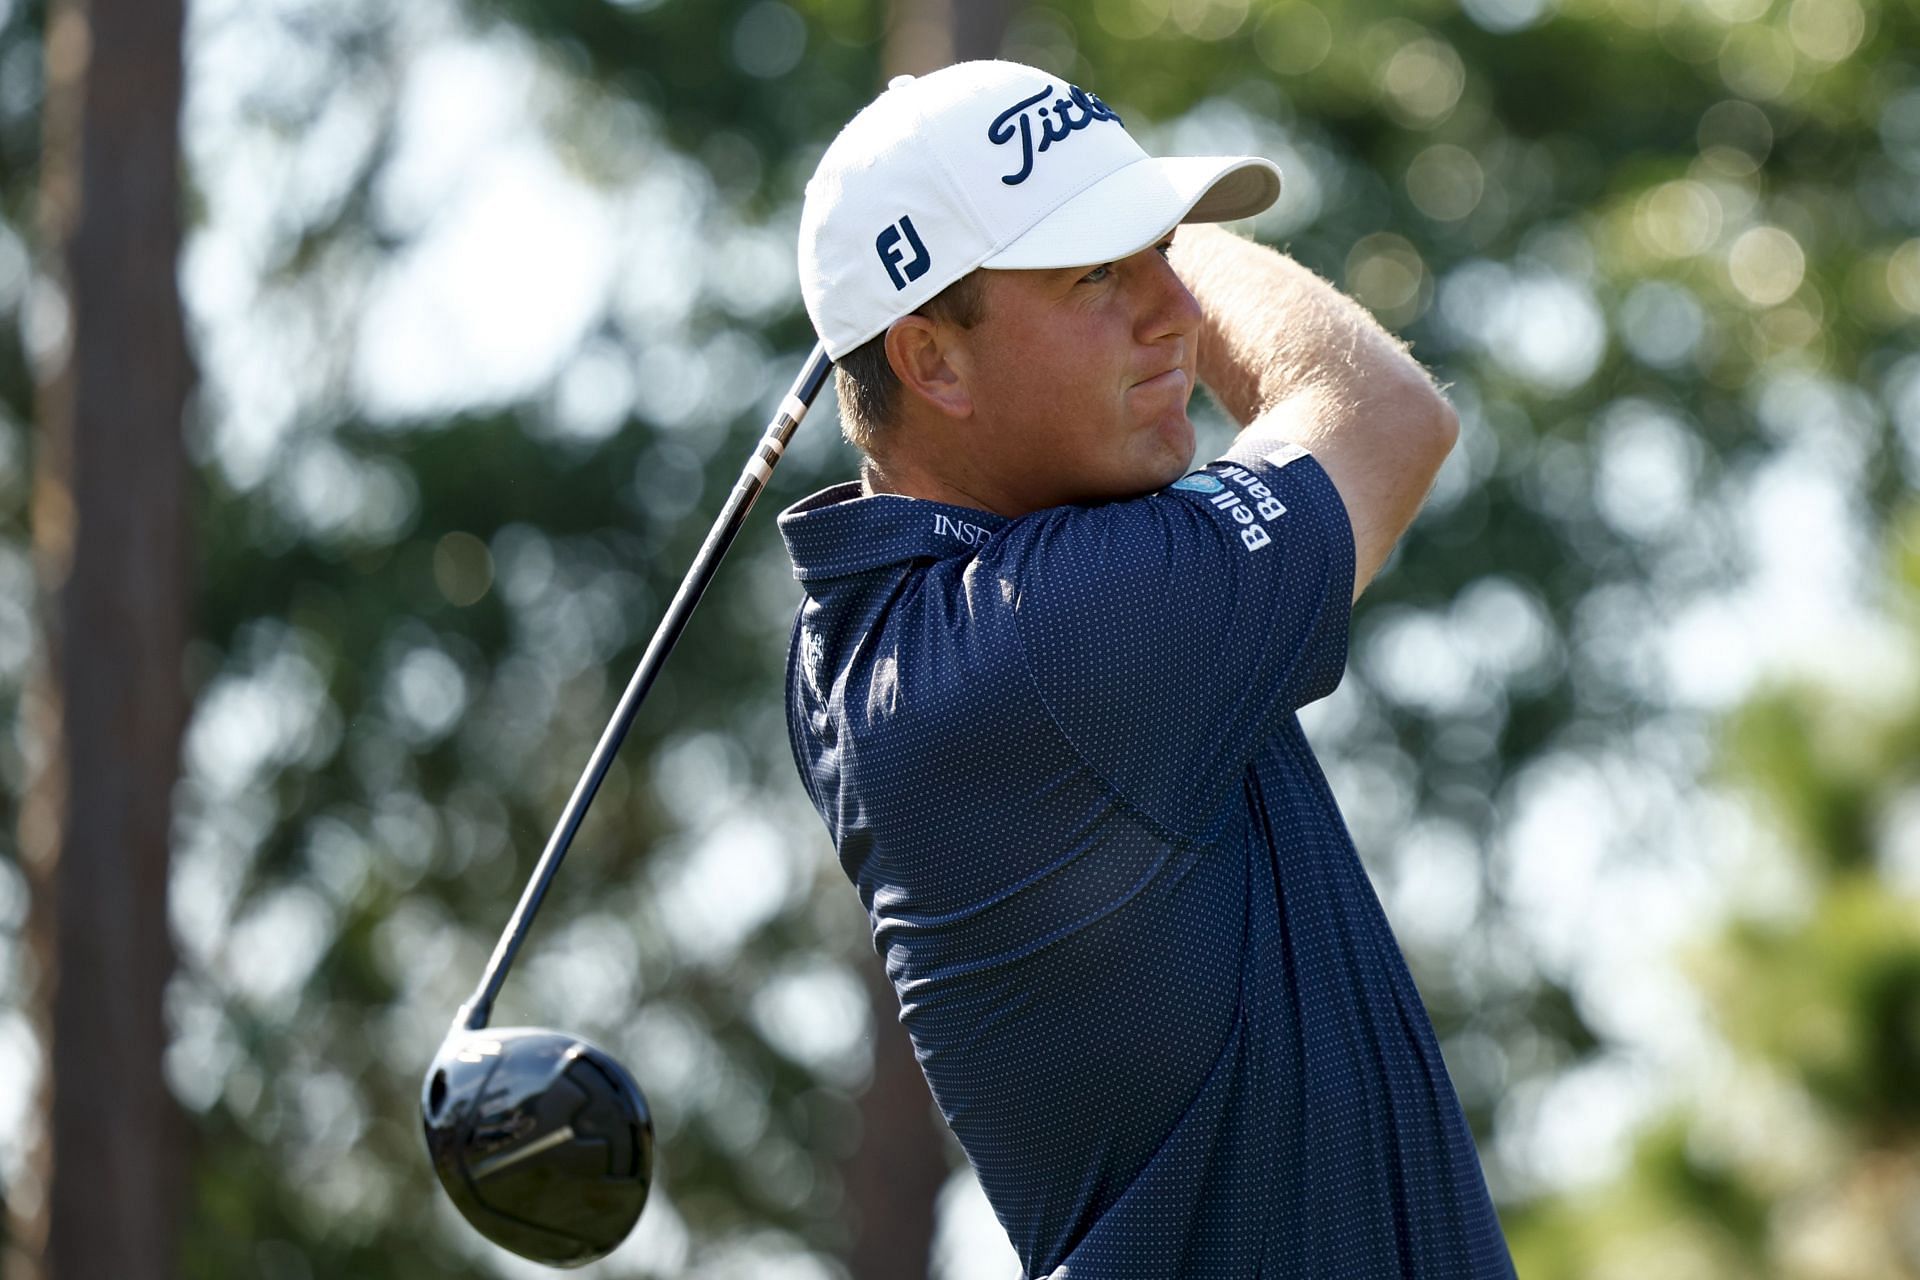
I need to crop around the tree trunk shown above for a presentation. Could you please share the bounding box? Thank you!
[843,959,950,1280]
[883,0,1010,76]
[9,0,192,1275]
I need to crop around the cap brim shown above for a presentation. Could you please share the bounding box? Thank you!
[981,155,1281,271]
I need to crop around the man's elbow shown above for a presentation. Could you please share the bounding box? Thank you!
[1431,382,1461,441]
[1427,389,1461,446]
[1384,371,1459,468]
[1425,396,1461,478]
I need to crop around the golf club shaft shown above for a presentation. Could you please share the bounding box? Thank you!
[458,341,835,1033]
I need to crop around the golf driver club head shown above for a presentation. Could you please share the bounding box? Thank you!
[423,1026,654,1268]
[420,345,828,1262]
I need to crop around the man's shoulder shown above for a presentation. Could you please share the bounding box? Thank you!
[786,554,1034,719]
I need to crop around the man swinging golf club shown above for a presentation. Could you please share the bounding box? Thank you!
[780,61,1518,1278]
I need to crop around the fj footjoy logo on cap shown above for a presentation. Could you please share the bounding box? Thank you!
[987,83,1124,186]
[876,215,930,291]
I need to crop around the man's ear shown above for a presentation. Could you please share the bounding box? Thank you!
[885,316,973,420]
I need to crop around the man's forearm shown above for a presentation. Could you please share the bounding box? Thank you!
[1169,224,1450,443]
[1170,223,1458,602]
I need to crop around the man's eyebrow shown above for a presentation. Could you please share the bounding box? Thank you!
[1022,263,1094,295]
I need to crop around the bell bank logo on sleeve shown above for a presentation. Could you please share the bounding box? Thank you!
[1170,466,1287,552]
[986,83,1124,186]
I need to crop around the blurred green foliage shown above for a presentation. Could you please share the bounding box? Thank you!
[1508,506,1920,1277]
[0,0,1914,1274]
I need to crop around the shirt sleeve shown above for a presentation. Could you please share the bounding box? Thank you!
[984,443,1355,838]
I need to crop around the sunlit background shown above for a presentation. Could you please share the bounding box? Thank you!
[2,0,1919,1275]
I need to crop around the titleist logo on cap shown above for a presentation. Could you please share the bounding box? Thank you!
[796,59,1282,360]
[986,83,1124,186]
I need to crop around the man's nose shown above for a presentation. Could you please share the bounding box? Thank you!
[1131,246,1203,340]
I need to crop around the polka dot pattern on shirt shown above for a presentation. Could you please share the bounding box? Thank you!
[779,445,1517,1279]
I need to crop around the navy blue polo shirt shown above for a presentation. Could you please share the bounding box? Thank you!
[780,441,1514,1279]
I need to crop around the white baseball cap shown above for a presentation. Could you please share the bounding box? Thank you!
[798,60,1282,360]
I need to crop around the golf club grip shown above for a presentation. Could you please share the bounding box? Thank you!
[459,341,835,1032]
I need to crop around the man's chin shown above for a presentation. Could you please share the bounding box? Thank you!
[1151,413,1197,479]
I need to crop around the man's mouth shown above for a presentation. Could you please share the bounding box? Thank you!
[1131,368,1189,392]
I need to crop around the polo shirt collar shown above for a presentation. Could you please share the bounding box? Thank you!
[778,483,1010,582]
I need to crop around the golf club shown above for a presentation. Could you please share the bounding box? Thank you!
[422,340,834,1267]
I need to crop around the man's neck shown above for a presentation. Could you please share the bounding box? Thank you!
[860,457,1010,518]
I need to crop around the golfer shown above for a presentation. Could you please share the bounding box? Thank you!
[779,61,1515,1278]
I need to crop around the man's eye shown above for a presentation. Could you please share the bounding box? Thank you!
[1079,264,1113,284]
[1155,239,1175,258]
